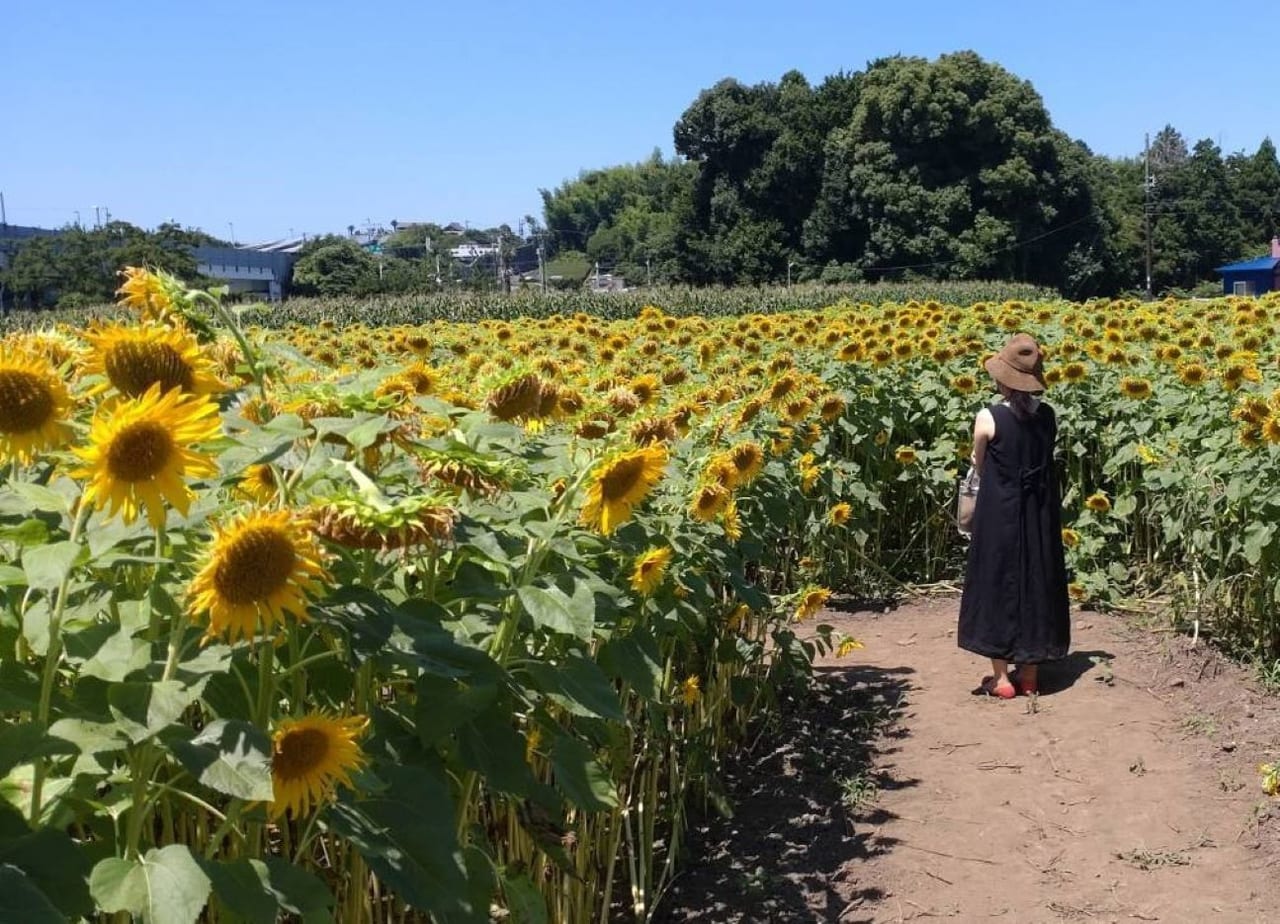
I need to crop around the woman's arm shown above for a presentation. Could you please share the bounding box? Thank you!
[971,408,996,475]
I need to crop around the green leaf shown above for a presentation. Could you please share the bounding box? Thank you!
[108,678,209,743]
[170,720,274,801]
[200,858,277,923]
[90,845,212,924]
[22,540,88,591]
[324,764,480,922]
[0,722,71,778]
[456,711,537,797]
[517,584,594,639]
[9,483,70,515]
[0,865,65,924]
[597,630,663,700]
[259,856,335,921]
[78,625,150,683]
[550,733,618,810]
[526,652,624,721]
[502,871,549,924]
[1243,521,1274,566]
[0,518,51,547]
[414,676,498,746]
[0,803,94,918]
[0,564,27,586]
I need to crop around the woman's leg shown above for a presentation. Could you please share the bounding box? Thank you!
[988,659,1016,697]
[1017,663,1038,693]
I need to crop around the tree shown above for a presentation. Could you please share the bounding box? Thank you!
[803,52,1104,294]
[1228,138,1280,249]
[291,238,380,297]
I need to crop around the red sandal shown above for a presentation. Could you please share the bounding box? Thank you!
[973,677,1018,699]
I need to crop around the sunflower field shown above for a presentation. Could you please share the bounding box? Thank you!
[2,269,1280,922]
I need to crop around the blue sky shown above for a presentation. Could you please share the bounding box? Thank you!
[4,0,1272,242]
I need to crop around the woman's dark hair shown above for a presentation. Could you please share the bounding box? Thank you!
[1005,389,1038,420]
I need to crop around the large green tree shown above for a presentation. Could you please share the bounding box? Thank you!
[803,53,1107,295]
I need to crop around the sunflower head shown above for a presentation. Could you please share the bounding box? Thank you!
[894,446,919,465]
[630,546,673,596]
[828,502,853,526]
[1119,377,1152,400]
[117,266,179,321]
[579,445,668,535]
[73,385,221,528]
[188,508,330,642]
[795,586,832,622]
[0,344,74,464]
[1061,528,1081,549]
[311,494,458,553]
[1084,492,1111,514]
[270,713,367,818]
[82,321,223,398]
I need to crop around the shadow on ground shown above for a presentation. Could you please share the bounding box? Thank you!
[654,663,917,923]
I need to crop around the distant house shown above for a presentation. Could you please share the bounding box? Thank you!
[194,242,301,301]
[449,242,499,261]
[1218,239,1280,295]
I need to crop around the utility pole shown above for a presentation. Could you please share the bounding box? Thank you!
[229,222,236,247]
[646,256,652,288]
[537,236,547,291]
[94,206,101,228]
[1144,132,1153,300]
[0,191,6,226]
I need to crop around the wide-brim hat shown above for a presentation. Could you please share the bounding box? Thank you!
[984,333,1046,393]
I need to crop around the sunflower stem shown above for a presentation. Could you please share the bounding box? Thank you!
[28,499,91,824]
[196,289,268,404]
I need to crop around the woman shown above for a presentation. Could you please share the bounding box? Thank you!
[958,333,1070,699]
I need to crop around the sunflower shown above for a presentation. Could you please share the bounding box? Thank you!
[726,441,765,487]
[1178,362,1209,386]
[630,546,672,596]
[237,463,281,505]
[950,374,978,394]
[269,712,367,818]
[795,586,831,622]
[689,482,731,522]
[1084,492,1111,514]
[116,266,176,321]
[81,321,223,398]
[836,636,865,658]
[679,676,701,707]
[73,385,221,528]
[312,495,458,552]
[818,393,847,422]
[721,497,743,541]
[1118,377,1152,400]
[828,502,852,526]
[188,508,330,642]
[1061,528,1081,549]
[579,445,668,535]
[0,344,75,464]
[894,446,919,465]
[1263,417,1280,445]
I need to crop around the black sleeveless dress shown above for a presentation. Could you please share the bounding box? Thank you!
[957,402,1070,664]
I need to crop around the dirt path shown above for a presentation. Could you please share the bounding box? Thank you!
[658,597,1280,923]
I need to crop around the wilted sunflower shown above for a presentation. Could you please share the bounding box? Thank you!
[579,445,668,535]
[0,344,74,464]
[1061,528,1081,549]
[1084,492,1111,514]
[312,494,458,552]
[836,636,865,658]
[73,385,221,528]
[726,441,764,487]
[679,676,701,707]
[630,546,672,596]
[81,321,223,398]
[1178,362,1209,386]
[828,502,853,526]
[795,586,832,622]
[894,446,919,465]
[269,712,367,818]
[188,508,329,642]
[721,497,743,541]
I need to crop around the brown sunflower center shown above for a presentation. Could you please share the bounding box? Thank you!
[0,369,55,435]
[272,727,330,780]
[106,421,176,481]
[598,457,646,502]
[105,341,195,397]
[213,526,297,605]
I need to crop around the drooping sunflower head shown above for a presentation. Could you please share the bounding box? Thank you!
[1061,528,1081,549]
[72,385,221,528]
[116,266,177,321]
[269,712,367,818]
[188,508,330,643]
[727,441,765,486]
[0,344,75,464]
[630,546,673,596]
[311,494,458,553]
[1084,492,1111,514]
[795,586,832,622]
[81,321,223,398]
[828,502,853,526]
[1118,377,1152,401]
[579,445,668,535]
[237,463,282,505]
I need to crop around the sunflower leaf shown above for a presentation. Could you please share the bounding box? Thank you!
[0,803,94,918]
[169,720,274,802]
[0,865,65,924]
[90,845,212,924]
[525,653,624,721]
[550,732,618,810]
[108,678,209,743]
[21,539,88,592]
[516,583,594,640]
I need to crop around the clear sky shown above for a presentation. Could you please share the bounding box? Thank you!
[4,0,1272,242]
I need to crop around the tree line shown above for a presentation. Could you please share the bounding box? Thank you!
[542,52,1280,298]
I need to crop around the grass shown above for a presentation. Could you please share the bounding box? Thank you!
[1115,847,1190,870]
[836,770,880,814]
[1253,658,1280,694]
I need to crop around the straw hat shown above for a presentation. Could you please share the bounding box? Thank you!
[984,333,1046,393]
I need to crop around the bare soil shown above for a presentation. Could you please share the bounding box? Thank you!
[656,596,1280,923]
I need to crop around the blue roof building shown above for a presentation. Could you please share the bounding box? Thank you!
[1218,239,1280,295]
